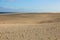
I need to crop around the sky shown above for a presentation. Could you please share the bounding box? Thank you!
[0,0,60,12]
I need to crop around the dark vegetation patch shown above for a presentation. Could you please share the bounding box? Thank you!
[37,18,60,24]
[38,20,54,24]
[54,18,60,22]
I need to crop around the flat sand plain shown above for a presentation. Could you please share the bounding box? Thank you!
[0,13,60,40]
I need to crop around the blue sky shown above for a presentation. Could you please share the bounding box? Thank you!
[0,0,60,12]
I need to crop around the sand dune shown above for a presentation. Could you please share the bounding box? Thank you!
[0,13,60,40]
[0,23,60,40]
[0,13,60,24]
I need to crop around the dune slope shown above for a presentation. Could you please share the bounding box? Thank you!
[0,13,60,40]
[0,13,60,24]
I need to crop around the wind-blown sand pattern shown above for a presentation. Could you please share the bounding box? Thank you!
[0,13,60,40]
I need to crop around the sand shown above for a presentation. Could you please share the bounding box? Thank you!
[0,13,60,24]
[0,13,60,40]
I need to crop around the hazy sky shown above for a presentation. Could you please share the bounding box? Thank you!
[0,0,60,12]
